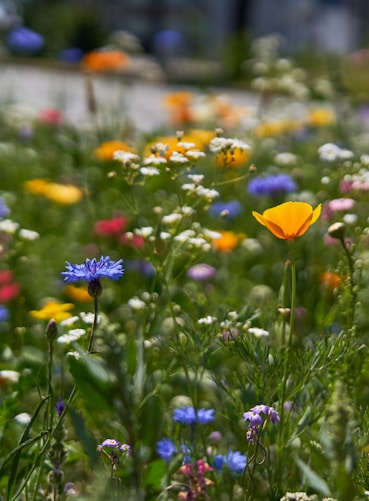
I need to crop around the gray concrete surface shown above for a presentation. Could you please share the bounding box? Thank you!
[0,62,256,132]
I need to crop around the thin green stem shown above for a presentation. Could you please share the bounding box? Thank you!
[87,296,99,354]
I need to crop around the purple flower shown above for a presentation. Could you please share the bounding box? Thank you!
[62,256,124,283]
[156,438,177,462]
[101,439,120,448]
[243,404,279,443]
[213,451,247,474]
[209,200,242,219]
[247,174,297,197]
[173,407,215,425]
[243,411,263,426]
[54,397,65,417]
[187,263,216,281]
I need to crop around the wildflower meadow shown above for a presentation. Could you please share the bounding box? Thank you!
[2,35,369,501]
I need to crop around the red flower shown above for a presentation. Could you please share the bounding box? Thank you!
[0,282,20,303]
[95,217,128,237]
[120,233,145,249]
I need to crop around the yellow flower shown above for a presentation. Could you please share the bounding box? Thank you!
[44,183,83,205]
[30,300,74,322]
[252,201,321,240]
[64,284,92,303]
[24,178,50,195]
[25,179,83,205]
[94,140,137,162]
[307,108,336,127]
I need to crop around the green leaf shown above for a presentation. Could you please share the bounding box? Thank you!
[142,459,167,490]
[68,406,100,469]
[294,455,331,496]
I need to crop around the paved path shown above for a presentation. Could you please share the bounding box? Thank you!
[0,62,256,132]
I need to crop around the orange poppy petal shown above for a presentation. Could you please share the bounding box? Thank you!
[252,211,286,239]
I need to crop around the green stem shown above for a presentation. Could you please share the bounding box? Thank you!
[87,296,99,354]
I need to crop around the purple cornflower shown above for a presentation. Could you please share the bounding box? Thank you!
[62,256,124,283]
[213,451,247,474]
[173,407,215,425]
[156,438,177,462]
[54,397,65,417]
[247,173,297,197]
[243,404,280,443]
[7,26,44,54]
[209,200,242,219]
[187,263,216,281]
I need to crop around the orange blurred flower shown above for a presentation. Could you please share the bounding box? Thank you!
[212,230,243,252]
[30,300,74,322]
[252,201,321,240]
[81,50,129,73]
[163,91,194,125]
[320,271,341,291]
[215,147,251,168]
[145,136,202,160]
[94,140,137,162]
[65,284,92,303]
[24,178,50,195]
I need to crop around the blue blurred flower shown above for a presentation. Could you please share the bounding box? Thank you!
[213,451,247,474]
[7,26,44,54]
[58,47,84,63]
[173,407,215,425]
[209,200,242,219]
[62,256,124,284]
[247,174,297,197]
[0,197,10,218]
[156,438,177,462]
[0,305,9,322]
[126,259,155,277]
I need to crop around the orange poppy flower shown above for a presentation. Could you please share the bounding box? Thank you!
[252,201,321,240]
[81,50,129,73]
[212,230,242,252]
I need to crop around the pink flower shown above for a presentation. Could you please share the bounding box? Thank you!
[39,108,64,126]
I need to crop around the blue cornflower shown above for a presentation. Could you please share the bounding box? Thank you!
[0,305,9,322]
[209,200,242,219]
[213,451,247,474]
[62,256,124,296]
[247,173,297,197]
[0,197,10,218]
[156,438,177,462]
[173,407,215,425]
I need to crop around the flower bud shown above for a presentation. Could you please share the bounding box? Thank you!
[328,221,345,240]
[46,319,58,340]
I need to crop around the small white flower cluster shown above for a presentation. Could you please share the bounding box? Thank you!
[318,143,354,162]
[57,328,86,345]
[0,219,39,240]
[198,315,217,325]
[181,183,219,203]
[209,137,250,154]
[127,291,158,312]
